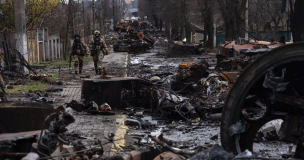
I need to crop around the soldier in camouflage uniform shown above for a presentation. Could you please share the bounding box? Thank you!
[0,74,7,101]
[89,30,108,75]
[70,34,89,74]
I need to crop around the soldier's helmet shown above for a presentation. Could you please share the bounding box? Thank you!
[94,30,100,35]
[74,34,81,39]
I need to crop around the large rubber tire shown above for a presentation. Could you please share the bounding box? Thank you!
[221,43,304,153]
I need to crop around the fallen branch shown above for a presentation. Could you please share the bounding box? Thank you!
[4,41,38,75]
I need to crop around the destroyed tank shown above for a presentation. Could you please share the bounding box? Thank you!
[220,43,304,158]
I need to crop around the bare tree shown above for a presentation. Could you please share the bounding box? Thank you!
[249,0,283,32]
[289,0,304,42]
[197,0,214,48]
[64,0,75,60]
[217,0,246,41]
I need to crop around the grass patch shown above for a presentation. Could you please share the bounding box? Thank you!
[32,58,70,68]
[36,56,93,68]
[84,55,93,62]
[6,82,48,94]
[47,58,70,68]
[33,62,45,66]
[39,72,58,81]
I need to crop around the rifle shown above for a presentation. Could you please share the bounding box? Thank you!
[90,49,96,57]
[102,49,108,55]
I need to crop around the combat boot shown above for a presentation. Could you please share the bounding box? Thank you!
[94,63,97,70]
[95,70,98,75]
[79,63,83,74]
[98,69,102,75]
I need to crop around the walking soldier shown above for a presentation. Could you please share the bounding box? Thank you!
[89,30,108,75]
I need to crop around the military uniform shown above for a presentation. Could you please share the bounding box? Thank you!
[89,31,108,75]
[69,38,88,74]
[0,74,7,101]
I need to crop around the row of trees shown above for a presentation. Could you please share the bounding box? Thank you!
[138,0,190,43]
[138,0,245,47]
[138,0,304,47]
[58,0,125,59]
[0,0,126,59]
[0,0,60,30]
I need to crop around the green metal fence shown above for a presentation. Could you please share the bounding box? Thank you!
[216,31,292,47]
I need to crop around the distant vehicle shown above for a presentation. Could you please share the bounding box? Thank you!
[131,16,139,20]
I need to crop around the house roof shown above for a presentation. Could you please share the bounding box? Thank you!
[191,23,204,33]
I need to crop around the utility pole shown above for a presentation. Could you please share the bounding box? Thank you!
[113,0,115,26]
[92,0,95,32]
[72,1,75,36]
[182,0,187,41]
[213,22,216,48]
[77,0,80,33]
[98,0,102,32]
[118,0,121,22]
[82,0,86,42]
[245,0,249,39]
[14,0,28,73]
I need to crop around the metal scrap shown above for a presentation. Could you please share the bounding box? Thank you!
[219,72,234,84]
[21,91,54,103]
[263,68,289,92]
[206,113,222,121]
[228,121,247,137]
[153,152,186,160]
[28,74,53,80]
[150,135,196,156]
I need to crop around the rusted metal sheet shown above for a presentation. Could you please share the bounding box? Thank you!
[0,102,60,133]
[218,41,287,58]
[82,77,153,109]
[1,152,28,158]
[153,152,186,160]
[121,149,161,160]
[0,130,40,141]
[220,72,234,84]
[0,130,40,158]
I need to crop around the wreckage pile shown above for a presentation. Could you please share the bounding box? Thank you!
[167,41,205,57]
[1,24,301,159]
[216,40,287,72]
[112,20,164,54]
[36,57,251,159]
[122,42,300,159]
[0,51,238,159]
[0,108,104,160]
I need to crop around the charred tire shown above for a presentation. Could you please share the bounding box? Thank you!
[221,43,304,154]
